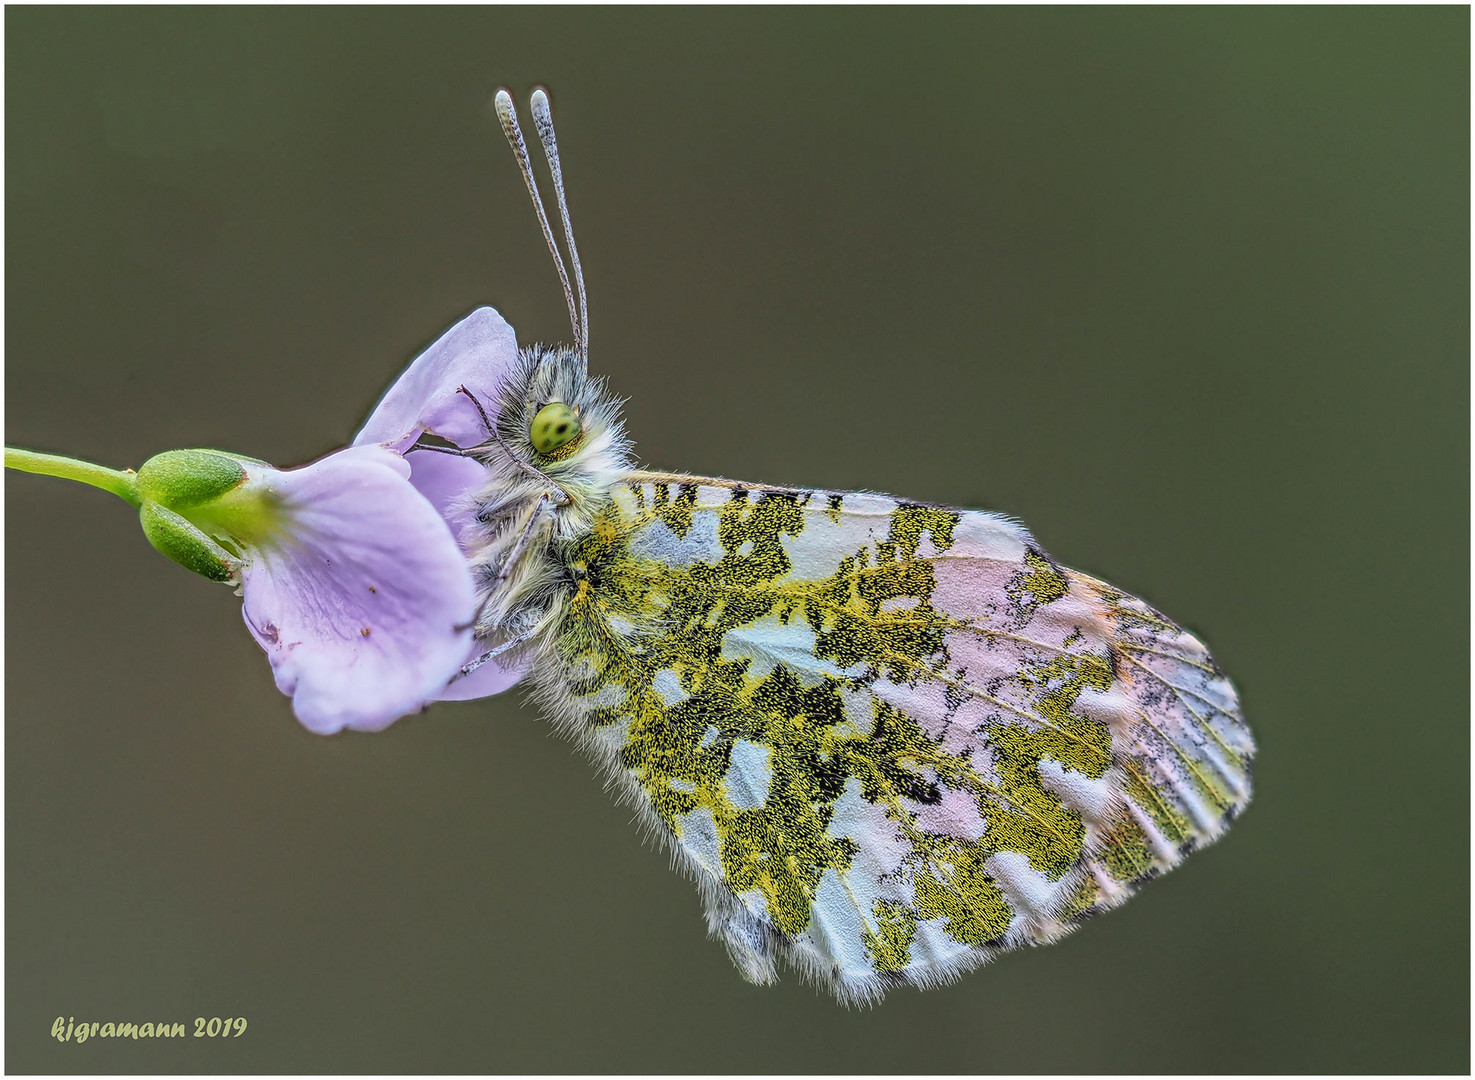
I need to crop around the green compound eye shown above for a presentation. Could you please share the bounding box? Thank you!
[530,402,583,455]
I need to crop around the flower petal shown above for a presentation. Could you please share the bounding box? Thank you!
[403,448,488,549]
[354,307,519,452]
[399,449,532,700]
[239,445,478,734]
[435,642,531,701]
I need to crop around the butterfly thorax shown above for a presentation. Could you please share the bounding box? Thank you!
[465,343,633,645]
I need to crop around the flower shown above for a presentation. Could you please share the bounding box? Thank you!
[231,445,482,734]
[351,306,533,705]
[246,305,534,730]
[162,308,533,733]
[7,307,530,734]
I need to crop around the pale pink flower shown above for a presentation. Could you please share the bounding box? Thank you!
[237,307,530,732]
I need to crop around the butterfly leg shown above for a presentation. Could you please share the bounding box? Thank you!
[453,627,536,681]
[451,494,556,679]
[460,494,553,636]
[455,596,561,682]
[484,494,552,599]
[405,441,486,458]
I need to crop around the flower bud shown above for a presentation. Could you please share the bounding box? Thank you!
[138,502,240,583]
[136,450,248,508]
[133,450,281,582]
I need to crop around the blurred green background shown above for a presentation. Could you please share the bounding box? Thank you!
[6,7,1468,1074]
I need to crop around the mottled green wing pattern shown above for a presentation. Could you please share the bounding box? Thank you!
[539,476,1253,1002]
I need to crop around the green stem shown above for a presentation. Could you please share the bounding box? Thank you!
[6,446,141,507]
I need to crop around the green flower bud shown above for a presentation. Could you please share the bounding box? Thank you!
[134,449,283,561]
[136,450,247,509]
[6,444,276,585]
[138,502,240,583]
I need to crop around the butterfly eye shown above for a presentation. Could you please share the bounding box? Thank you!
[530,402,582,455]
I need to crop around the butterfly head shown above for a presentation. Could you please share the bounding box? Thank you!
[470,342,631,542]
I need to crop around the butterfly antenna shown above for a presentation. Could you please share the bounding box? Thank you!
[494,88,582,355]
[529,87,589,366]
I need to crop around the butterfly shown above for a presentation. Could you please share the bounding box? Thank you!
[451,88,1253,1004]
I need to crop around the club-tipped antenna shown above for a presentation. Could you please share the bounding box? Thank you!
[529,87,588,364]
[494,88,582,355]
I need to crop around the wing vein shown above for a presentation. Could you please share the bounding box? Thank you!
[1120,654,1241,763]
[1117,641,1219,676]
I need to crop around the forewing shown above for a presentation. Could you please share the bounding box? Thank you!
[545,476,1253,1003]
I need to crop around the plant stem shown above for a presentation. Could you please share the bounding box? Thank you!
[5,446,141,507]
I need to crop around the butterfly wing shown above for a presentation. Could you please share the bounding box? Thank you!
[539,475,1253,1003]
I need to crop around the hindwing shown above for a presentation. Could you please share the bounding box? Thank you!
[534,474,1253,1002]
